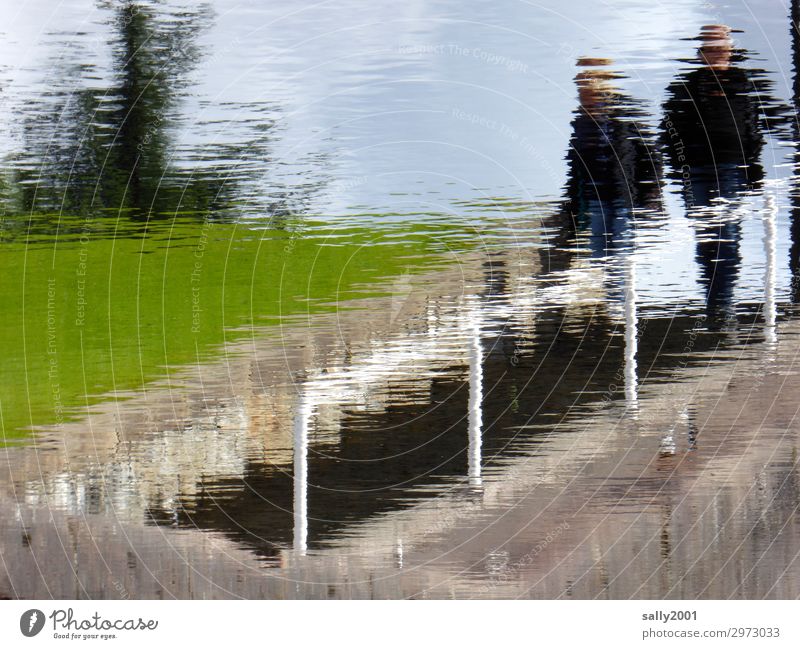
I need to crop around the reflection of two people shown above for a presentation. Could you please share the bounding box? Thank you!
[662,25,771,328]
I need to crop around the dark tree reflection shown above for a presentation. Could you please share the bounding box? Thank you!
[1,1,307,227]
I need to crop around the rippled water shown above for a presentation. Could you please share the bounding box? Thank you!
[2,0,800,599]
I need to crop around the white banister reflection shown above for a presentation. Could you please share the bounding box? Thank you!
[468,317,483,488]
[293,395,312,555]
[395,536,404,569]
[624,253,639,414]
[763,193,778,347]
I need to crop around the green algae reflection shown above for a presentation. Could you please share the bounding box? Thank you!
[0,214,473,442]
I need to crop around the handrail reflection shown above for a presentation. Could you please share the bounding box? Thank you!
[468,316,484,488]
[624,252,639,415]
[763,194,778,347]
[293,395,312,555]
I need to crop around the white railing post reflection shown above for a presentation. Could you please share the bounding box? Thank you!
[468,316,483,488]
[293,394,312,555]
[395,536,404,569]
[624,252,639,414]
[763,193,778,347]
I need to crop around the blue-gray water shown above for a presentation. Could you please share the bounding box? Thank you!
[1,0,800,599]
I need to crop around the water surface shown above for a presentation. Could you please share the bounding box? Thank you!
[1,0,800,599]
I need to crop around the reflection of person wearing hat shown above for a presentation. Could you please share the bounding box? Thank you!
[662,25,774,327]
[662,25,765,203]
